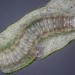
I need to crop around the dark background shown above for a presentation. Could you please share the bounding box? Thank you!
[0,0,75,75]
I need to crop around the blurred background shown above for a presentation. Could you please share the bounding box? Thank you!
[0,0,75,75]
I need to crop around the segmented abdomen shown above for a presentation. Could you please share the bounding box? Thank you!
[37,16,75,32]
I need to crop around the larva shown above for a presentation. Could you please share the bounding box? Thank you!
[0,0,75,73]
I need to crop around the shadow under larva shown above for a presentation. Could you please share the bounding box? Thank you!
[0,0,75,74]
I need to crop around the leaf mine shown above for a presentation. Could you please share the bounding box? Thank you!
[0,0,75,73]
